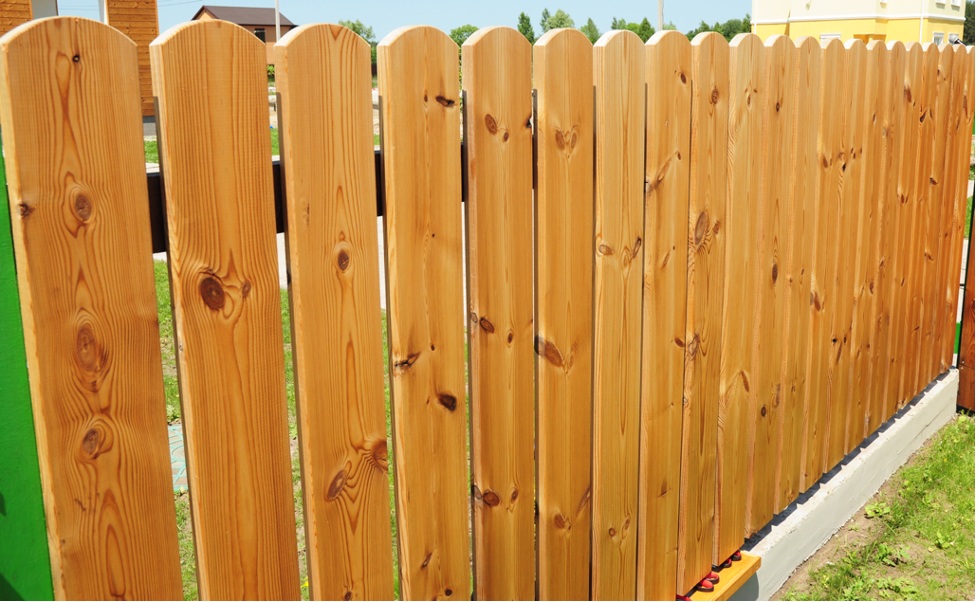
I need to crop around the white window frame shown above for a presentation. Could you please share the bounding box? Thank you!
[933,32,945,44]
[951,0,961,6]
[936,0,946,5]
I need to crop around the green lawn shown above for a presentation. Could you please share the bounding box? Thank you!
[154,261,399,600]
[779,414,976,601]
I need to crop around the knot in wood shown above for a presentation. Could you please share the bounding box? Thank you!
[482,490,501,506]
[199,276,225,311]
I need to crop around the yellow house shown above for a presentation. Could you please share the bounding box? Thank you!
[752,0,966,44]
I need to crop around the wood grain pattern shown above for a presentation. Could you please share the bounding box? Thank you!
[533,27,594,601]
[935,45,971,373]
[0,16,181,599]
[869,42,906,429]
[377,25,469,602]
[717,32,762,554]
[677,31,728,591]
[800,38,846,491]
[850,41,888,442]
[886,42,922,416]
[775,36,820,513]
[151,20,300,600]
[912,44,951,393]
[919,45,955,384]
[591,28,645,602]
[275,24,394,601]
[823,39,864,469]
[749,34,794,533]
[958,236,974,411]
[636,29,691,602]
[461,26,535,602]
[0,0,31,38]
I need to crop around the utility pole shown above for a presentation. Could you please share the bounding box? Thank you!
[658,0,664,31]
[275,0,281,43]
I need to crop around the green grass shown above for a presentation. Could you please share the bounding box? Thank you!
[154,260,398,600]
[781,414,976,601]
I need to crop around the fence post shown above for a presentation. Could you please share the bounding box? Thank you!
[0,133,54,602]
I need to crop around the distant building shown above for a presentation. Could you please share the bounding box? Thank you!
[752,0,966,44]
[0,0,158,117]
[191,5,296,64]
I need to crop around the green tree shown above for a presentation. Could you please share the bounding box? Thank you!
[580,18,601,43]
[610,16,655,42]
[540,8,552,32]
[662,21,677,31]
[540,8,574,32]
[965,1,974,45]
[450,24,479,47]
[686,13,751,42]
[517,12,536,44]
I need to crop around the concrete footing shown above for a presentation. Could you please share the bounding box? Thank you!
[730,370,960,601]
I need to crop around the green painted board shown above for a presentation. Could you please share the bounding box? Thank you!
[0,136,54,601]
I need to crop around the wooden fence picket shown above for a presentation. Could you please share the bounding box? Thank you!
[377,25,470,602]
[750,34,794,533]
[852,40,888,441]
[920,46,955,384]
[151,20,301,600]
[590,28,645,601]
[801,38,845,489]
[717,32,762,552]
[776,35,820,513]
[914,44,953,393]
[533,27,595,601]
[824,39,864,467]
[678,31,728,591]
[461,25,535,602]
[635,29,691,601]
[0,16,182,599]
[871,42,907,426]
[274,24,394,601]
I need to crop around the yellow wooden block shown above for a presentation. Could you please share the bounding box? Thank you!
[688,553,762,602]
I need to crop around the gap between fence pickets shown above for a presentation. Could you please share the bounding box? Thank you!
[728,370,960,601]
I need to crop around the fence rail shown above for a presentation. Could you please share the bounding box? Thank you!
[0,15,973,601]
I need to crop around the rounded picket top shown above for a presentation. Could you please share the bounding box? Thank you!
[765,33,793,51]
[866,38,886,52]
[463,24,530,53]
[845,37,867,52]
[729,31,762,49]
[690,30,729,49]
[648,28,690,48]
[273,23,371,80]
[886,39,907,53]
[534,25,591,49]
[594,27,642,49]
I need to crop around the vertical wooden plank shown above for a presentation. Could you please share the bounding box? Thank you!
[0,126,55,602]
[775,36,820,512]
[958,237,975,411]
[885,43,923,416]
[636,29,690,602]
[151,20,300,600]
[717,32,762,554]
[749,34,794,533]
[868,42,906,430]
[0,17,181,599]
[914,44,953,392]
[939,46,975,370]
[275,24,394,601]
[800,38,846,491]
[823,39,865,469]
[676,31,728,592]
[936,45,972,373]
[901,44,939,402]
[591,28,645,602]
[533,27,594,601]
[920,45,955,384]
[377,25,469,602]
[461,26,535,602]
[850,41,888,442]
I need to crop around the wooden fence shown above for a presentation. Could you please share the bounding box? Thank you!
[0,16,973,601]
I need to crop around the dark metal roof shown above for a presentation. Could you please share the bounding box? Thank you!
[192,5,296,27]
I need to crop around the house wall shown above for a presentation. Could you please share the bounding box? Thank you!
[0,0,31,39]
[106,0,158,118]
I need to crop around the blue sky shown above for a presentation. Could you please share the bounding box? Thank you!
[56,0,753,42]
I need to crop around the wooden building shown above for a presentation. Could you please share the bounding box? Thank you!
[0,0,159,117]
[192,5,296,64]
